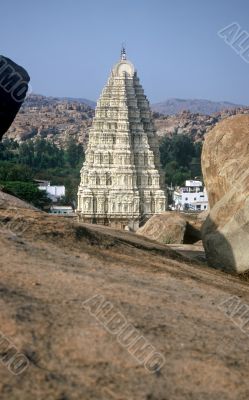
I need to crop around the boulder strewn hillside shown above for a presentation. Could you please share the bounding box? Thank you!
[154,107,249,142]
[5,94,94,146]
[4,94,249,146]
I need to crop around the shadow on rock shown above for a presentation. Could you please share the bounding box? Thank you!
[202,214,236,273]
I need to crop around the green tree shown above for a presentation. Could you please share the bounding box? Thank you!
[0,137,84,207]
[0,161,34,181]
[164,160,191,186]
[160,135,195,168]
[159,134,202,186]
[66,138,84,168]
[19,141,35,167]
[1,181,51,210]
[0,139,19,161]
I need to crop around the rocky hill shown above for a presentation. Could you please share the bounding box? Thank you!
[154,107,249,142]
[1,193,249,399]
[6,94,94,147]
[152,98,245,115]
[4,94,249,147]
[23,94,96,109]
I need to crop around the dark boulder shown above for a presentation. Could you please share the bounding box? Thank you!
[0,55,30,140]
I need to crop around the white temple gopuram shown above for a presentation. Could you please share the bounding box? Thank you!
[77,48,167,230]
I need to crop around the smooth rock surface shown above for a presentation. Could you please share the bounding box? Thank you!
[1,195,249,399]
[0,189,37,210]
[202,114,249,273]
[137,211,203,244]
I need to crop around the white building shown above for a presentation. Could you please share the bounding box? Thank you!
[37,180,65,203]
[49,206,74,215]
[173,180,208,211]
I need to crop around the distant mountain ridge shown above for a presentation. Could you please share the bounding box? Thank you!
[25,94,246,116]
[5,93,249,147]
[60,97,96,109]
[151,98,246,116]
[24,94,96,109]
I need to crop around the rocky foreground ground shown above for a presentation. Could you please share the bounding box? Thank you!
[0,195,249,399]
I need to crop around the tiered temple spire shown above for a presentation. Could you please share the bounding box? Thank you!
[77,50,167,230]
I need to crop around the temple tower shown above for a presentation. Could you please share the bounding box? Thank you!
[77,49,167,230]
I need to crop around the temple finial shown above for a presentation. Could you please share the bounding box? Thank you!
[121,44,126,60]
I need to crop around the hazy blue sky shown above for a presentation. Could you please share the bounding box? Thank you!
[2,0,249,104]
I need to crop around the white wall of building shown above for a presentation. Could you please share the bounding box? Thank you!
[50,206,74,215]
[173,180,209,211]
[38,183,65,202]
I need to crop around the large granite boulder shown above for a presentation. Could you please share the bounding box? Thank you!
[137,212,202,245]
[202,114,249,273]
[0,55,30,140]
